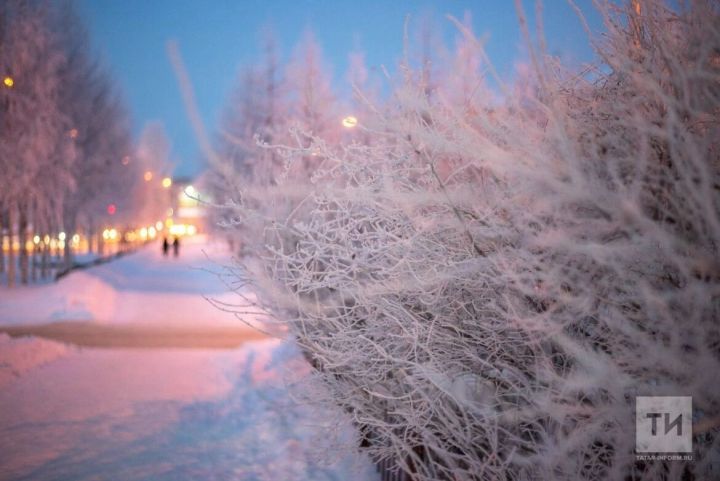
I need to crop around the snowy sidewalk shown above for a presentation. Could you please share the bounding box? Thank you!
[0,235,254,328]
[0,236,378,481]
[0,337,377,480]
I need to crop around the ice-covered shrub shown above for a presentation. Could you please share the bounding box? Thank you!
[221,1,719,479]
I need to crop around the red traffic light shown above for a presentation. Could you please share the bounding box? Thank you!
[107,204,117,215]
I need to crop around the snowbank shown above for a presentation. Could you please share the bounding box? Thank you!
[0,333,72,389]
[0,236,259,328]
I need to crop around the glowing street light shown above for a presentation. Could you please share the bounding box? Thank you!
[3,76,14,88]
[102,228,118,241]
[162,177,172,188]
[68,128,79,139]
[342,115,358,128]
[144,171,153,182]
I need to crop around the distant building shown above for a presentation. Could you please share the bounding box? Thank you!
[168,174,212,236]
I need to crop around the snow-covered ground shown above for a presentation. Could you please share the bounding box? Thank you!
[0,338,376,481]
[0,236,378,481]
[0,235,252,327]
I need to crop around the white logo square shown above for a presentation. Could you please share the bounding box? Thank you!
[636,396,692,453]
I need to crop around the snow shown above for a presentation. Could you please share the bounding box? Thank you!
[0,338,377,480]
[0,333,72,389]
[0,235,256,327]
[0,236,378,481]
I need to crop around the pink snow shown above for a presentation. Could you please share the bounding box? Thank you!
[0,342,234,475]
[0,336,377,480]
[0,333,71,389]
[0,237,377,480]
[0,235,261,328]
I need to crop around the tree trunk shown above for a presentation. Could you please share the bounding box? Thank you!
[0,209,5,275]
[18,207,29,284]
[88,219,96,254]
[64,239,72,269]
[41,240,49,279]
[99,228,104,256]
[52,233,59,278]
[64,217,75,270]
[31,242,38,282]
[7,210,15,287]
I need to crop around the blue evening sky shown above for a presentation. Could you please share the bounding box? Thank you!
[76,0,605,178]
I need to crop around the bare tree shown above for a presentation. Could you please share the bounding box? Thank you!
[54,1,134,267]
[0,0,137,284]
[0,0,73,285]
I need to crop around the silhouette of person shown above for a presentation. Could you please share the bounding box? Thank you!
[172,237,180,257]
[162,237,169,256]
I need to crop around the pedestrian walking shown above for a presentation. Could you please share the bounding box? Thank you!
[162,237,169,256]
[172,237,180,257]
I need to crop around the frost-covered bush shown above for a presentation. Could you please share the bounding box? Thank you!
[208,30,342,256]
[222,1,720,479]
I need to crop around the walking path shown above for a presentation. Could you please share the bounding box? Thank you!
[0,235,258,329]
[0,236,377,481]
[0,320,267,349]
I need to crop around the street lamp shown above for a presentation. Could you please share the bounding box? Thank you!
[143,171,153,182]
[162,177,172,188]
[3,76,14,88]
[342,115,358,128]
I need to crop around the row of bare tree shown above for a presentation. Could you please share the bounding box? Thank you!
[0,0,145,286]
